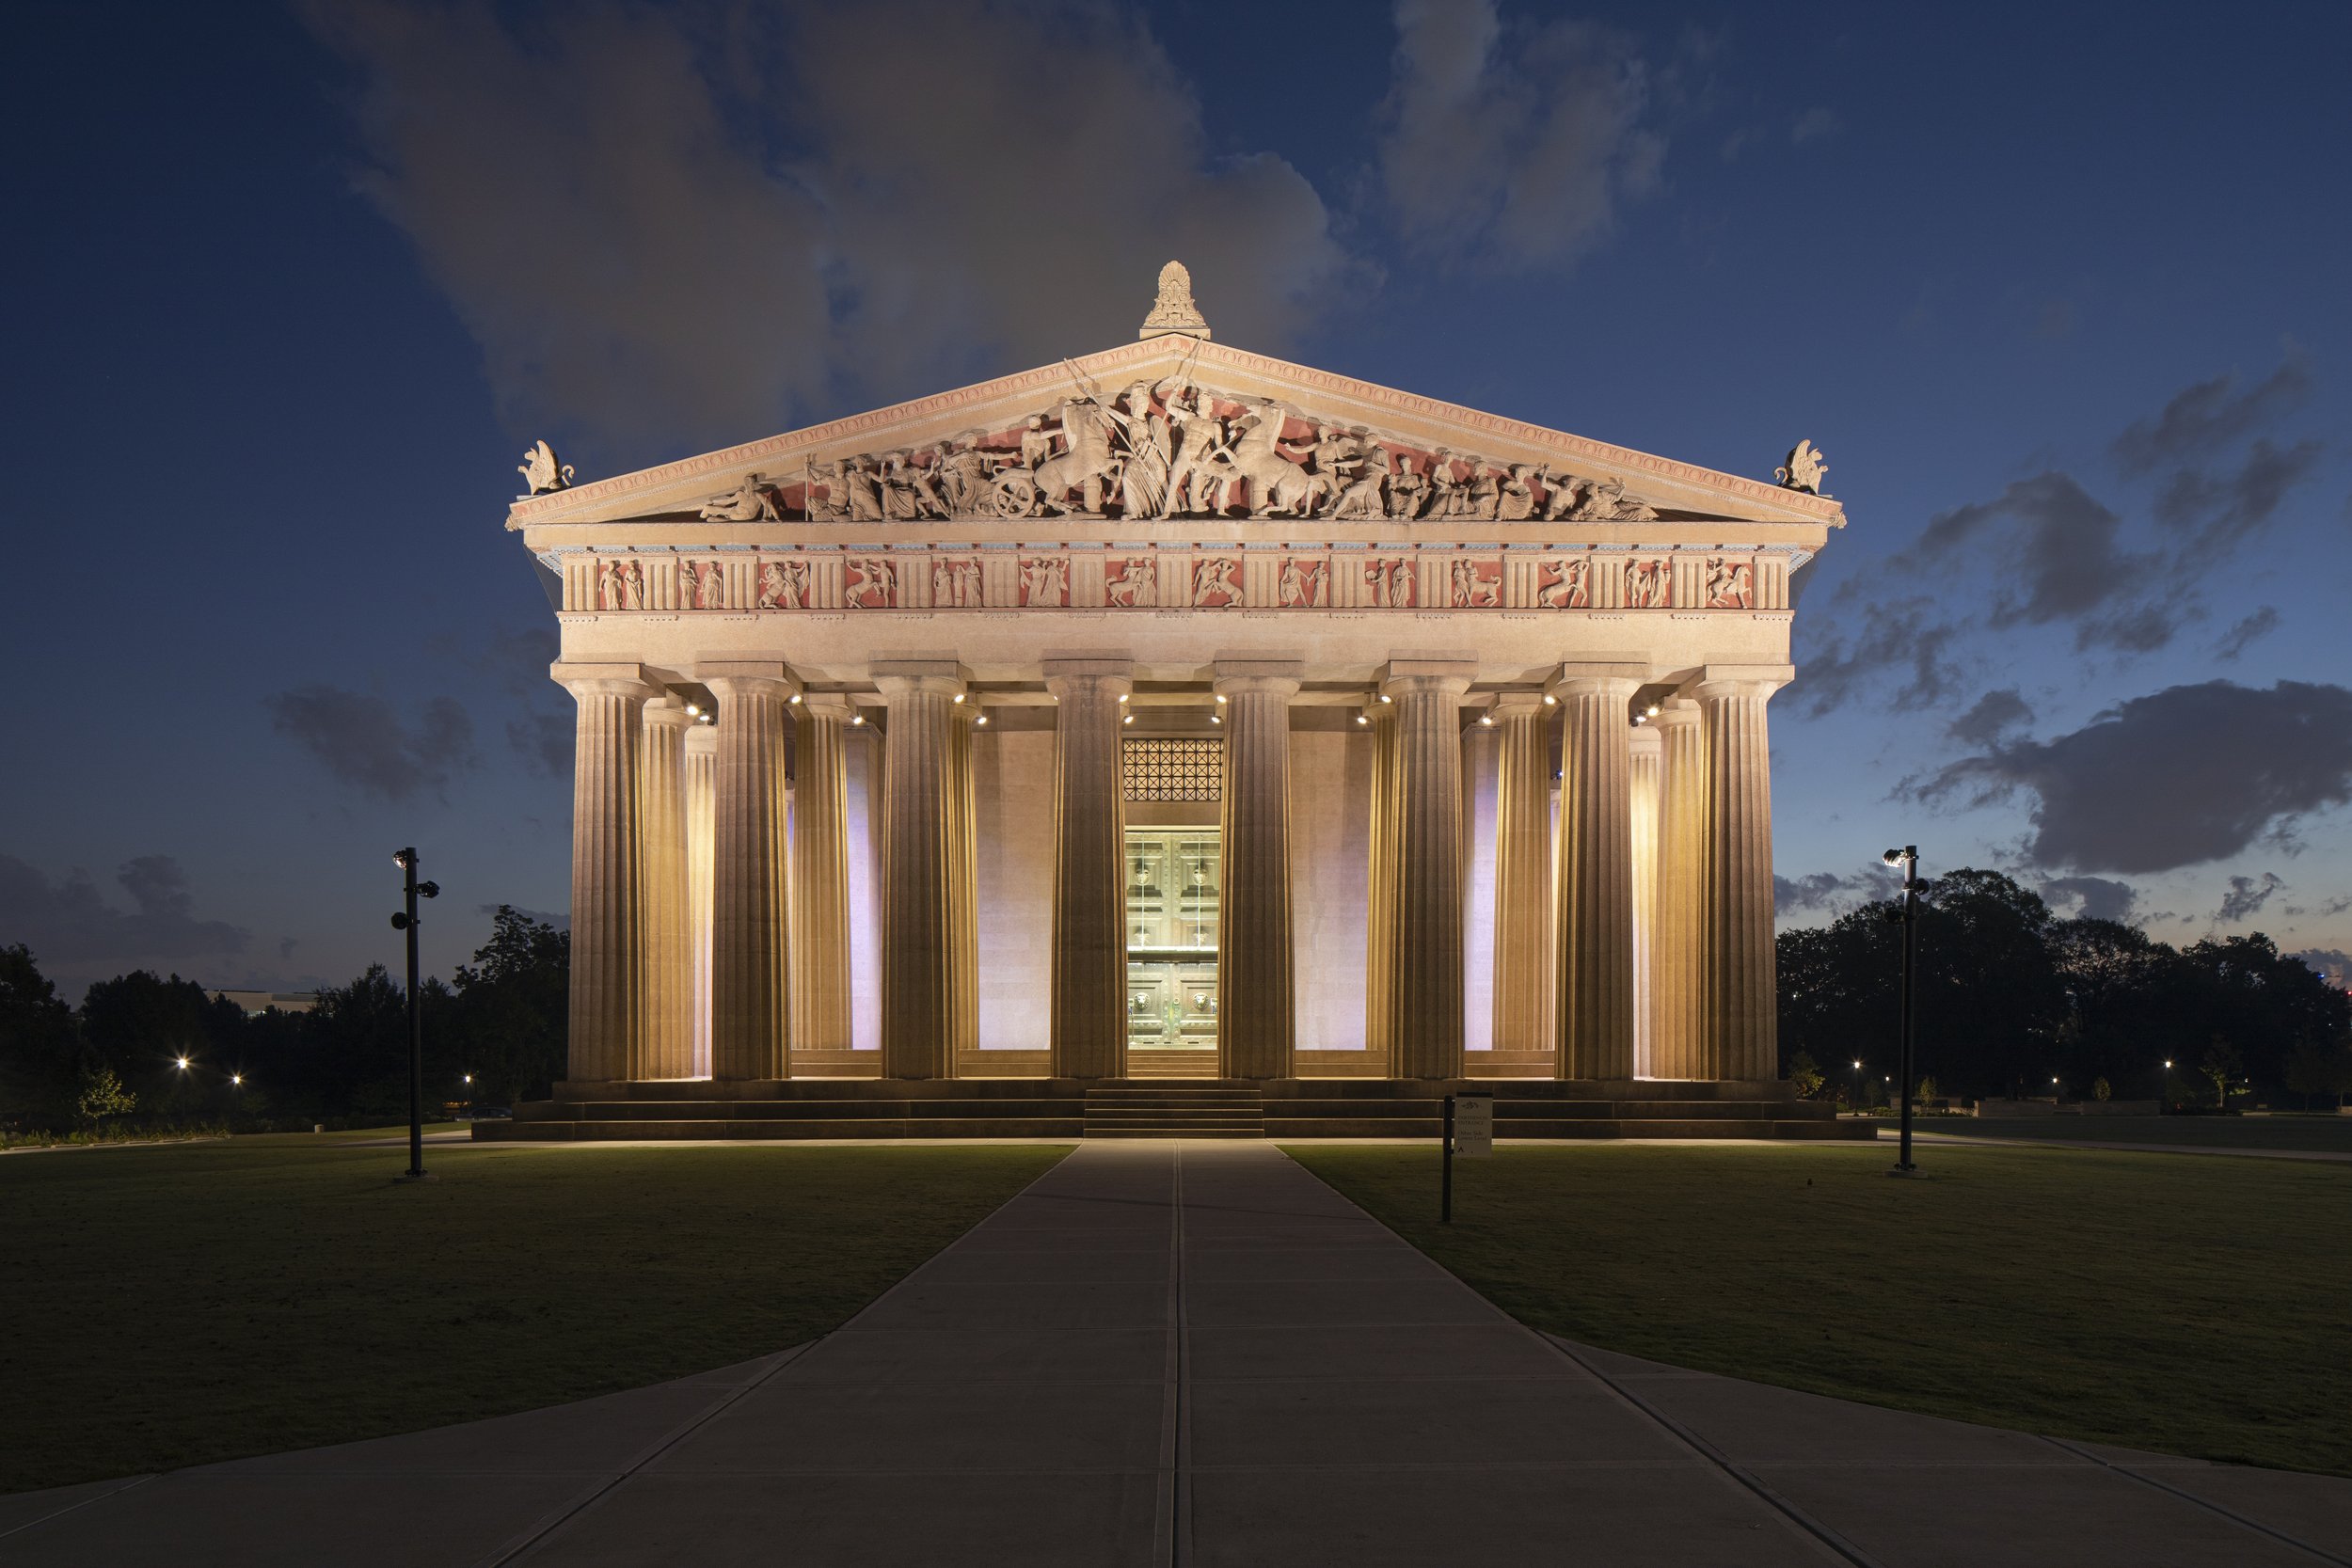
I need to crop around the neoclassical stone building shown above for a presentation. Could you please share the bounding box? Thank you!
[490,267,1848,1139]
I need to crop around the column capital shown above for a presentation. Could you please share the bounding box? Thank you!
[1490,691,1549,720]
[870,657,967,700]
[1628,722,1663,758]
[1650,696,1703,730]
[801,693,859,722]
[551,661,660,701]
[1379,658,1475,701]
[643,696,694,732]
[1214,657,1303,699]
[1044,657,1136,700]
[1546,660,1648,702]
[696,660,803,702]
[1690,662,1794,701]
[683,721,719,756]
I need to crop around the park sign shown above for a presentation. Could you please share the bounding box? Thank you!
[1454,1093,1495,1157]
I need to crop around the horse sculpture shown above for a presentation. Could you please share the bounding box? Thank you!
[1225,401,1319,516]
[1034,398,1121,515]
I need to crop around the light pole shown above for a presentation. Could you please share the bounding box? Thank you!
[1883,845,1921,1174]
[390,847,439,1181]
[1851,1058,1863,1114]
[2162,1059,2173,1114]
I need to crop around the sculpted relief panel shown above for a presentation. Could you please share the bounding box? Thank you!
[686,377,1669,527]
[564,547,1786,615]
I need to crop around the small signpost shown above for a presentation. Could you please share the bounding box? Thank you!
[1440,1092,1495,1224]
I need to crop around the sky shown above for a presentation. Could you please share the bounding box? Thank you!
[5,0,2349,1001]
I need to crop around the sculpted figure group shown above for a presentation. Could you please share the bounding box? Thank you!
[704,381,1664,526]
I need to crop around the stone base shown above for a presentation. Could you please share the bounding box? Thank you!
[474,1076,1870,1142]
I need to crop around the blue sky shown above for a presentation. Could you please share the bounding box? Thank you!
[5,0,2348,998]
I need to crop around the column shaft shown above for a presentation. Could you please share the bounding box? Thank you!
[1363,705,1402,1068]
[1217,666,1300,1079]
[1490,698,1552,1052]
[790,700,855,1051]
[876,669,965,1078]
[1046,664,1132,1079]
[638,700,693,1078]
[1700,678,1784,1080]
[1649,702,1705,1079]
[1554,674,1637,1080]
[947,705,979,1058]
[1628,724,1661,1078]
[684,723,717,1077]
[561,675,651,1083]
[708,675,791,1081]
[1386,666,1473,1079]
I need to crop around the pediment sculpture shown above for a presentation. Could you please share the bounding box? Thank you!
[519,439,575,495]
[1775,439,1828,495]
[688,380,1662,526]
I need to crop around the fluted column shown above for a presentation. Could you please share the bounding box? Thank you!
[1045,659,1132,1080]
[638,698,693,1078]
[1216,661,1302,1079]
[875,662,967,1079]
[684,721,717,1077]
[1490,694,1552,1052]
[1383,661,1475,1079]
[947,702,979,1059]
[706,669,793,1081]
[1650,700,1705,1080]
[790,697,856,1052]
[1698,667,1791,1081]
[556,666,656,1083]
[1628,722,1661,1078]
[1553,666,1642,1080]
[1363,703,1402,1069]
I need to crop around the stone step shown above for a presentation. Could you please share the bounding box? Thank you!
[1081,1126,1264,1139]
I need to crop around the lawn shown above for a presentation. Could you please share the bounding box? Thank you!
[1915,1115,2352,1154]
[1288,1140,2352,1476]
[1,1134,1070,1492]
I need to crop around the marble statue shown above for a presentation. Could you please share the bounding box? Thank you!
[1139,259,1211,339]
[1498,466,1538,522]
[700,472,780,522]
[1776,439,1828,495]
[1706,557,1754,609]
[1037,397,1120,515]
[519,440,574,495]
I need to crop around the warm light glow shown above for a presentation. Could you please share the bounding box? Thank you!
[1478,714,1493,726]
[1122,713,1135,724]
[1215,693,1227,704]
[1645,705,1661,717]
[1543,694,1556,706]
[2164,1060,2173,1069]
[176,1056,190,1070]
[1210,713,1221,724]
[1852,1060,1861,1069]
[1379,693,1392,704]
[685,704,700,717]
[952,693,964,704]
[230,1073,243,1086]
[463,1073,472,1084]
[1632,715,1646,725]
[1355,714,1370,725]
[850,714,865,725]
[787,692,802,704]
[975,713,989,726]
[1118,693,1129,704]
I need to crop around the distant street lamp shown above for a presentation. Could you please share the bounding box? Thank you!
[1851,1058,1863,1113]
[1883,845,1922,1175]
[389,847,439,1182]
[2163,1059,2173,1113]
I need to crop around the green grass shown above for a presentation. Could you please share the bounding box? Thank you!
[0,1136,1070,1491]
[1921,1116,2352,1154]
[1288,1141,2352,1475]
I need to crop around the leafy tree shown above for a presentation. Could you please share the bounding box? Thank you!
[0,945,82,1125]
[447,907,569,1105]
[75,1063,135,1124]
[1788,1051,1823,1099]
[2201,1037,2245,1113]
[2093,1075,2111,1101]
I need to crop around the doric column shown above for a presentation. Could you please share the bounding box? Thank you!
[1628,722,1661,1078]
[1489,693,1552,1052]
[1382,660,1475,1080]
[704,666,794,1081]
[874,661,968,1079]
[684,721,717,1077]
[638,697,693,1079]
[1216,660,1302,1080]
[1551,664,1643,1081]
[1697,666,1791,1081]
[1363,702,1402,1069]
[1045,658,1133,1080]
[947,701,979,1059]
[790,696,856,1052]
[555,665,657,1083]
[1649,700,1705,1080]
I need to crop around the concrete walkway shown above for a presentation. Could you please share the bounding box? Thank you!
[5,1142,2347,1565]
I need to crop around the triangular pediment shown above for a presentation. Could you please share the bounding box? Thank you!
[506,336,1843,534]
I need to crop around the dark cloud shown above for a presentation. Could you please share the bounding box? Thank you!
[2216,872,2285,924]
[1948,688,2033,747]
[2214,607,2280,662]
[1378,1,1662,269]
[1786,596,1966,719]
[2111,354,2312,475]
[1910,472,2174,651]
[2291,949,2350,988]
[506,712,572,779]
[2153,437,2325,551]
[0,854,248,969]
[308,0,1359,457]
[477,626,559,701]
[1910,680,2352,874]
[2040,876,2138,923]
[1788,106,1840,145]
[2319,895,2352,918]
[1774,863,1899,916]
[267,685,475,801]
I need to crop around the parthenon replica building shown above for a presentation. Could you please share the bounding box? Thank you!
[485,264,1858,1141]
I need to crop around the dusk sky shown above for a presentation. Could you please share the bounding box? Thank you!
[6,0,2349,1000]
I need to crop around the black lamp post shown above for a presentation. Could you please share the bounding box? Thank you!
[390,847,438,1182]
[1883,845,1921,1175]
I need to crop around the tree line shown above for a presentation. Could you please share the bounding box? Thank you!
[1778,868,2352,1108]
[0,907,568,1135]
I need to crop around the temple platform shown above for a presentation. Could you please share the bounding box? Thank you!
[473,1076,1871,1142]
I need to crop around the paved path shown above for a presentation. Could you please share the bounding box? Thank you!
[5,1142,2347,1565]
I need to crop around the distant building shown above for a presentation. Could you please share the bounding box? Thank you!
[208,990,319,1016]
